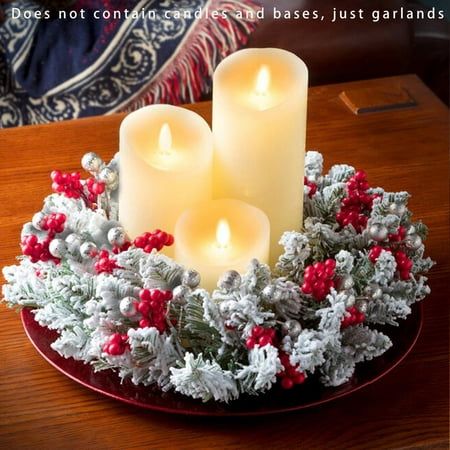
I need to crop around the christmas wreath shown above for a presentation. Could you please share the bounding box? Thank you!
[2,151,433,402]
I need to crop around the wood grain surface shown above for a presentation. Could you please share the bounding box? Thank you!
[0,75,448,449]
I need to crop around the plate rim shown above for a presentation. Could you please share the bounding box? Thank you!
[20,304,423,416]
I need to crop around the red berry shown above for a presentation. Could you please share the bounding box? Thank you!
[139,289,151,301]
[281,377,294,390]
[150,290,164,302]
[258,335,272,347]
[139,318,151,328]
[301,282,312,294]
[246,337,256,349]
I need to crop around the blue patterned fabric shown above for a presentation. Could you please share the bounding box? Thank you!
[0,0,259,127]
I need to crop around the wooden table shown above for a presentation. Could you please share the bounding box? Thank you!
[0,75,448,449]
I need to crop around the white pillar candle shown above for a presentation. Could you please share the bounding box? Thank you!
[119,105,213,250]
[212,48,308,265]
[174,199,270,292]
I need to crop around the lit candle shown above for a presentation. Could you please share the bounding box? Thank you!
[174,199,270,292]
[119,105,213,252]
[212,48,308,265]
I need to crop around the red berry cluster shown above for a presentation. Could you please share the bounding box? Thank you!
[245,326,276,349]
[94,250,119,274]
[388,225,407,242]
[85,177,106,202]
[278,352,306,390]
[304,177,317,198]
[368,245,413,280]
[336,170,379,232]
[341,306,365,328]
[102,333,129,355]
[21,235,58,263]
[51,170,83,199]
[394,251,413,280]
[41,213,66,234]
[137,288,172,333]
[301,259,336,301]
[133,230,174,253]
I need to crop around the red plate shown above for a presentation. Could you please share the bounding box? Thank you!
[21,305,422,416]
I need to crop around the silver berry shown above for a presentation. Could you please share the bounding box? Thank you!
[31,212,45,230]
[48,239,67,258]
[79,241,97,259]
[119,296,138,317]
[172,285,190,305]
[372,287,383,300]
[81,152,103,173]
[217,270,241,291]
[368,223,388,242]
[338,274,354,290]
[261,285,276,303]
[65,233,82,253]
[389,202,407,216]
[182,269,201,289]
[98,167,119,189]
[356,299,368,313]
[405,233,422,250]
[281,319,302,338]
[107,227,126,246]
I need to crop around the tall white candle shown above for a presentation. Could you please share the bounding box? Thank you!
[212,48,308,265]
[119,105,213,247]
[174,199,270,292]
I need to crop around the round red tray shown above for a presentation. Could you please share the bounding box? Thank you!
[21,304,422,416]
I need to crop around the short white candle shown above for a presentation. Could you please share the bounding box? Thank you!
[119,105,213,251]
[174,199,270,292]
[212,48,308,265]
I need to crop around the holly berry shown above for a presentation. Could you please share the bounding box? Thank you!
[304,177,317,198]
[21,234,58,264]
[112,241,132,254]
[102,333,129,355]
[336,170,379,233]
[41,213,66,234]
[51,170,83,199]
[94,250,119,274]
[133,230,174,253]
[85,177,106,202]
[277,352,306,389]
[137,288,172,333]
[388,225,407,243]
[341,306,365,328]
[301,259,336,301]
[245,326,276,349]
[395,250,413,280]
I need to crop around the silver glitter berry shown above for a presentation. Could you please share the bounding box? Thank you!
[119,297,138,317]
[389,202,407,216]
[368,223,388,242]
[48,239,67,258]
[79,241,97,259]
[217,270,241,291]
[356,299,368,313]
[81,152,103,173]
[281,319,302,338]
[172,285,190,305]
[182,269,201,289]
[65,234,82,253]
[338,274,354,290]
[372,287,383,300]
[261,285,276,303]
[98,167,119,189]
[31,212,45,230]
[107,227,126,246]
[405,233,422,250]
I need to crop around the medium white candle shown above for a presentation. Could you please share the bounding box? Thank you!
[212,48,308,265]
[174,199,270,292]
[119,105,213,251]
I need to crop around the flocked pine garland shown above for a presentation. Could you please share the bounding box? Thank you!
[2,151,434,402]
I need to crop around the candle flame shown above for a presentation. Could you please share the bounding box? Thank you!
[158,123,172,156]
[255,65,270,96]
[216,219,231,249]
